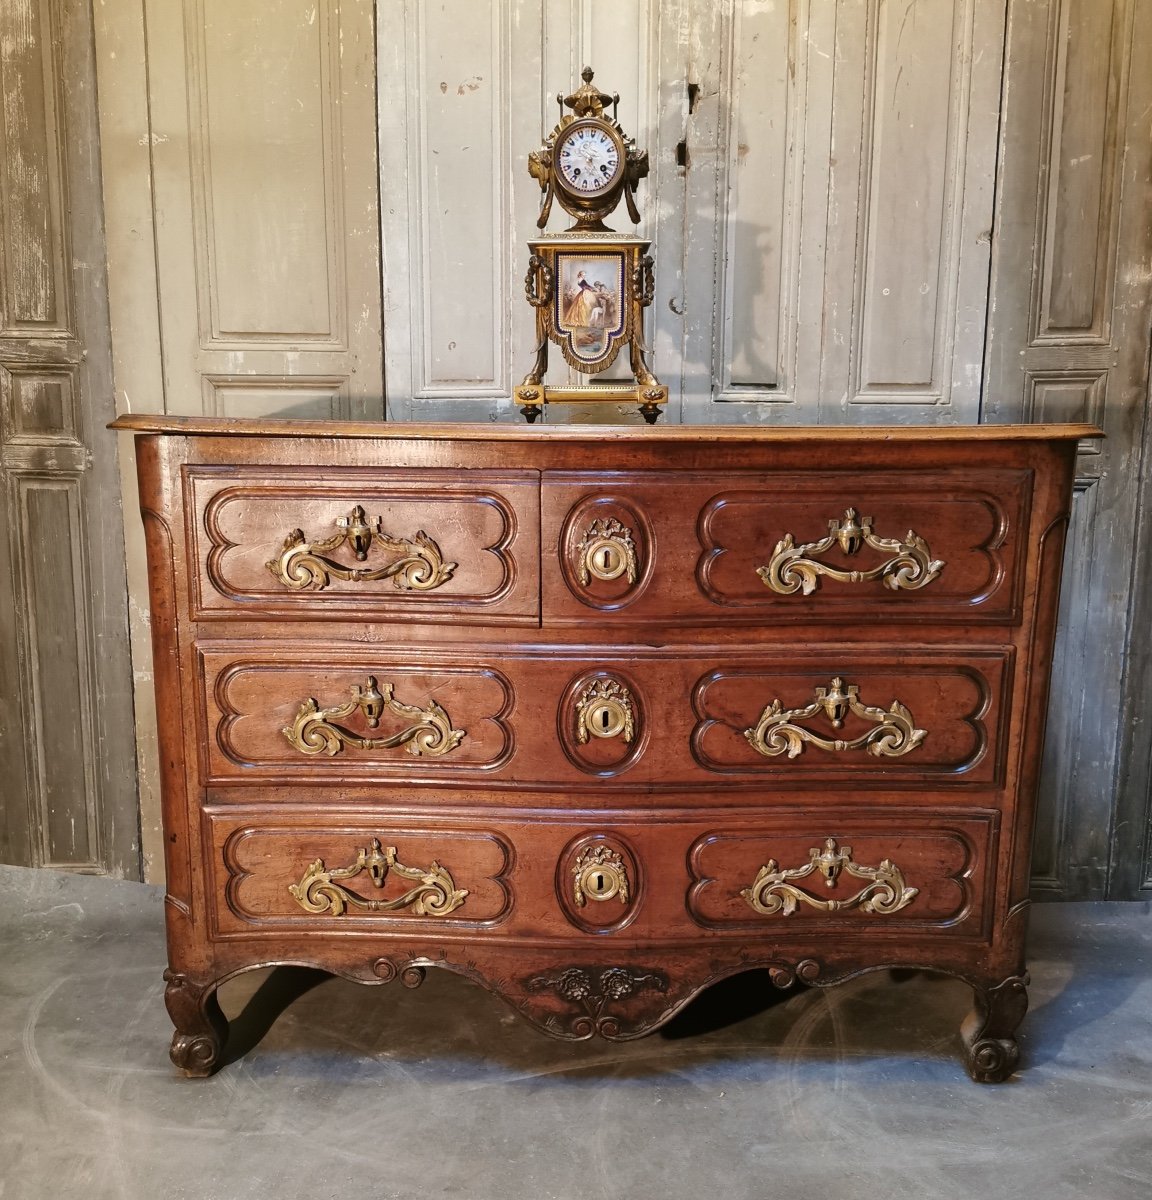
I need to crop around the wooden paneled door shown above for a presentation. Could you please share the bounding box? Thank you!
[0,0,139,875]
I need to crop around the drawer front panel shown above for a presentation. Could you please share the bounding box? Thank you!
[200,653,515,782]
[199,647,1010,791]
[204,806,995,942]
[543,470,1029,625]
[687,812,997,933]
[209,816,513,935]
[690,653,1010,785]
[188,466,540,622]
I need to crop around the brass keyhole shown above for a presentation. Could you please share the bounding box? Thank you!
[583,537,628,582]
[577,860,624,903]
[587,699,627,740]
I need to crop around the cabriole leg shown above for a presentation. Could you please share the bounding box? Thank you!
[961,973,1029,1083]
[164,969,227,1077]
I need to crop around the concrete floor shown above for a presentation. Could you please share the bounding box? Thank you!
[1,867,1150,1200]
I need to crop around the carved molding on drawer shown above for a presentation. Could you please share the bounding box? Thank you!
[686,818,990,932]
[205,656,515,780]
[289,837,469,917]
[282,675,466,758]
[215,822,514,931]
[690,657,1004,780]
[694,479,1026,621]
[194,472,536,618]
[741,838,919,917]
[743,677,927,760]
[266,504,457,592]
[757,508,944,596]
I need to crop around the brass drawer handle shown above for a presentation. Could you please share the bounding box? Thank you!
[266,504,457,592]
[289,837,468,917]
[742,837,918,917]
[576,517,638,584]
[282,675,465,758]
[757,508,943,595]
[743,676,926,760]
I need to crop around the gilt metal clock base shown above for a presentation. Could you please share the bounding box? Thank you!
[514,381,668,424]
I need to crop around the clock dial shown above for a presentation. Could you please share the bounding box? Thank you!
[556,125,622,195]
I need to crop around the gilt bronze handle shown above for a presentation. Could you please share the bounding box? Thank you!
[743,677,926,760]
[757,508,943,595]
[282,676,465,758]
[266,505,456,592]
[289,837,468,917]
[741,837,918,917]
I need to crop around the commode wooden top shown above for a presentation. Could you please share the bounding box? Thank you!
[113,414,1100,443]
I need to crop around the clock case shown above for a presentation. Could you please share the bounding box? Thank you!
[515,68,668,424]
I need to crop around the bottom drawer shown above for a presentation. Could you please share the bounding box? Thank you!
[203,805,999,942]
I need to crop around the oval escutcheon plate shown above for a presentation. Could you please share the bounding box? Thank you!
[556,832,642,934]
[558,496,651,610]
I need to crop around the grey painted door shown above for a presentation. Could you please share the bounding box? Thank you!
[0,0,139,876]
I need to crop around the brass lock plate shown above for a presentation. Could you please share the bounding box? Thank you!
[575,678,635,744]
[573,844,630,907]
[557,834,642,933]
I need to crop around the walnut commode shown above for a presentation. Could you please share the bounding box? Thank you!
[114,414,1096,1082]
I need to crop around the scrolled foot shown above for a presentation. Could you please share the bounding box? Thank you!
[164,969,227,1078]
[961,973,1028,1083]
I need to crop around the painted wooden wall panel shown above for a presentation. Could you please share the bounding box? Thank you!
[857,0,963,393]
[19,480,97,865]
[719,0,798,396]
[986,0,1151,898]
[415,2,505,391]
[1039,0,1121,337]
[0,0,68,332]
[195,0,339,342]
[675,0,1003,423]
[0,0,139,876]
[145,0,382,417]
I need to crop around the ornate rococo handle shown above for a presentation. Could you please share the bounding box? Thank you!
[631,253,655,307]
[743,676,926,759]
[757,508,944,595]
[289,837,468,917]
[266,505,456,592]
[282,675,465,758]
[741,837,919,916]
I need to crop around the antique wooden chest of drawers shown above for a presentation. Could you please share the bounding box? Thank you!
[114,415,1096,1081]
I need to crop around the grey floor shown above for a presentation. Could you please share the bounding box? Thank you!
[1,867,1150,1200]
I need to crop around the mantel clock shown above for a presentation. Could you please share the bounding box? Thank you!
[514,67,667,424]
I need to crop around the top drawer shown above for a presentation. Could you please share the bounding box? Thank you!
[544,469,1031,626]
[187,466,540,624]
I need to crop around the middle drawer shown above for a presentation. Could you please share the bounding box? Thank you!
[197,645,1012,792]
